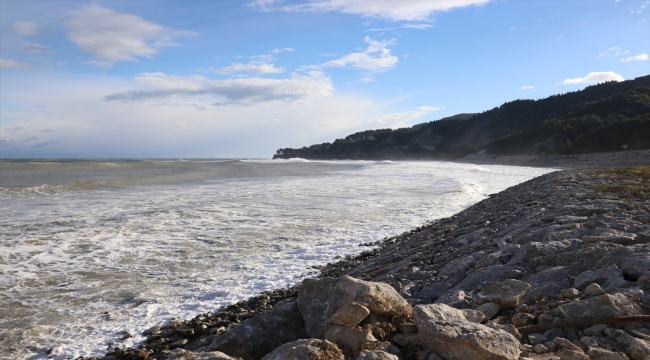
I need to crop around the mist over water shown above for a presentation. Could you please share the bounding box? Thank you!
[0,159,552,359]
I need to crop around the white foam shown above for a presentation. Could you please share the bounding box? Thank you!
[0,161,551,359]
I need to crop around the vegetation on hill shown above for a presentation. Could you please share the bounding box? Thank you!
[273,75,650,160]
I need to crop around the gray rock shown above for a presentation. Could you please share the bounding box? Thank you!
[529,334,549,345]
[580,336,598,347]
[434,289,472,309]
[355,350,399,360]
[414,303,484,325]
[167,349,241,360]
[554,337,584,352]
[298,276,412,338]
[638,271,650,288]
[328,302,370,327]
[621,254,650,281]
[562,288,581,299]
[584,324,609,337]
[584,283,606,297]
[586,347,630,360]
[574,267,626,291]
[475,302,500,320]
[208,301,308,360]
[557,349,589,360]
[628,337,650,360]
[417,320,521,360]
[544,293,642,321]
[437,254,481,277]
[474,279,531,310]
[325,325,376,358]
[260,339,344,360]
[419,282,450,302]
[512,312,534,327]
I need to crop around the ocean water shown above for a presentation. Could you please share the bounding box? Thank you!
[0,159,553,359]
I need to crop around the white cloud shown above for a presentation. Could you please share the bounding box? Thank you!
[302,37,398,79]
[521,86,534,89]
[104,71,333,105]
[559,71,624,85]
[272,48,294,53]
[0,58,30,69]
[369,106,439,129]
[65,6,196,67]
[210,62,285,74]
[621,53,649,62]
[598,47,629,58]
[249,0,491,21]
[12,21,39,36]
[366,23,433,31]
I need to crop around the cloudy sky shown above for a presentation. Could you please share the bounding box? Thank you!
[1,0,648,158]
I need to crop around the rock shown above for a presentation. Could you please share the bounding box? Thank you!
[167,349,241,360]
[328,302,370,327]
[586,347,630,360]
[544,327,566,342]
[574,268,626,291]
[208,302,308,360]
[557,349,589,360]
[534,343,550,354]
[621,254,650,281]
[417,320,521,360]
[543,293,642,321]
[144,326,161,335]
[502,270,523,279]
[580,336,598,347]
[554,337,584,352]
[419,283,450,302]
[434,289,472,309]
[325,325,376,358]
[298,276,412,338]
[628,337,650,360]
[475,302,500,320]
[584,283,606,297]
[529,334,549,345]
[413,303,484,325]
[512,313,535,327]
[638,271,650,288]
[474,279,531,310]
[359,341,401,356]
[392,334,422,347]
[584,324,609,337]
[355,350,399,360]
[561,288,581,299]
[427,354,443,360]
[260,339,344,360]
[170,339,189,349]
[397,323,417,335]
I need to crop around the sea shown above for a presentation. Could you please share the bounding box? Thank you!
[0,159,553,359]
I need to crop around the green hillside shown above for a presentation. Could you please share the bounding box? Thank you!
[273,75,650,160]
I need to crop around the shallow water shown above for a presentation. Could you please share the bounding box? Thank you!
[0,159,553,359]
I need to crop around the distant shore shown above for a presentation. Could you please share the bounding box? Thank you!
[455,149,650,169]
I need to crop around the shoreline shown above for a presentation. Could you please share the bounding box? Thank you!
[89,160,649,360]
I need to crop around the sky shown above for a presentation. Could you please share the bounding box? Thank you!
[0,0,648,158]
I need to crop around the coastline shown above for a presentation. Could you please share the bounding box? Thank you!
[90,159,649,360]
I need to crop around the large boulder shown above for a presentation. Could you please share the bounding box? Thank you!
[573,267,626,291]
[260,339,344,360]
[167,349,241,360]
[208,301,308,360]
[417,320,521,360]
[414,303,485,325]
[621,253,650,281]
[325,325,376,358]
[474,279,531,310]
[543,293,642,321]
[355,350,399,360]
[298,276,412,338]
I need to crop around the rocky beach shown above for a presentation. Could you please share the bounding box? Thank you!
[83,163,650,360]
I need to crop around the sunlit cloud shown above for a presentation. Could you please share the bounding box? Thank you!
[0,59,30,69]
[65,5,196,67]
[210,62,285,74]
[521,86,534,89]
[249,0,492,21]
[621,53,649,62]
[598,47,629,58]
[558,71,624,85]
[11,21,39,36]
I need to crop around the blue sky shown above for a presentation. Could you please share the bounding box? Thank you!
[1,0,648,158]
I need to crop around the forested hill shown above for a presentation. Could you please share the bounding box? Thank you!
[273,75,650,160]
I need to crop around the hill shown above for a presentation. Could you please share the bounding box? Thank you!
[273,75,650,160]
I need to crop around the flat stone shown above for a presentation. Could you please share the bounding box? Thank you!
[553,337,584,352]
[574,268,626,291]
[167,349,240,360]
[529,334,549,345]
[512,313,534,327]
[557,349,589,360]
[638,271,650,288]
[260,339,344,360]
[475,302,500,320]
[543,293,642,321]
[418,320,521,360]
[586,347,630,360]
[474,279,531,310]
[414,303,484,325]
[580,336,598,347]
[355,350,399,360]
[328,302,370,327]
[169,339,189,349]
[325,325,376,358]
[584,324,609,337]
[561,288,580,299]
